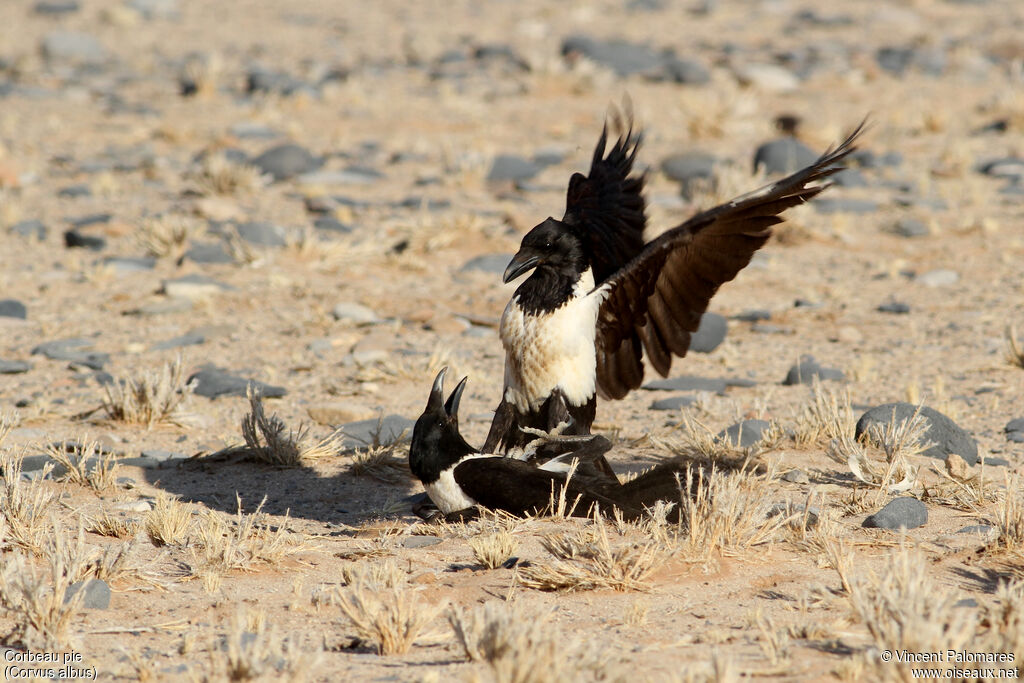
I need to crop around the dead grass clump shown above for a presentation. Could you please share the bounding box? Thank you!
[469,530,518,569]
[520,514,665,592]
[334,585,444,655]
[992,473,1024,560]
[145,493,193,547]
[87,511,140,539]
[136,214,204,260]
[0,524,88,650]
[448,601,610,681]
[1007,325,1024,369]
[45,439,120,493]
[240,387,345,466]
[198,608,320,682]
[190,151,268,196]
[339,558,406,589]
[348,442,411,483]
[0,450,56,553]
[792,379,855,447]
[101,357,194,427]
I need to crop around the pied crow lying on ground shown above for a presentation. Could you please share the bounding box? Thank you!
[483,112,865,453]
[409,368,686,522]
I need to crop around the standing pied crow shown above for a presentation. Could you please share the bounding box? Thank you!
[409,368,686,522]
[484,114,865,453]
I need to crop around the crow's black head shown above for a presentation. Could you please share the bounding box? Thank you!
[503,217,587,284]
[409,368,475,483]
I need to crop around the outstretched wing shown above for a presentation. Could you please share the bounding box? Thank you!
[595,122,866,400]
[562,108,647,285]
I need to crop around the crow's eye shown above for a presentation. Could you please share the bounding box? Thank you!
[543,241,552,249]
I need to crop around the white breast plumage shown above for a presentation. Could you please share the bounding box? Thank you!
[423,454,491,514]
[500,269,608,412]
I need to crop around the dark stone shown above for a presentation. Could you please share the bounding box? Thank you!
[58,184,92,198]
[957,525,993,535]
[855,403,978,465]
[717,419,771,448]
[64,579,110,609]
[851,149,903,169]
[733,309,771,322]
[977,157,1024,181]
[486,155,541,183]
[650,395,697,411]
[724,377,757,388]
[187,366,286,399]
[313,217,354,235]
[64,229,106,251]
[34,1,80,15]
[246,66,309,96]
[151,331,206,351]
[661,152,716,184]
[236,221,287,247]
[690,312,727,353]
[783,355,844,385]
[877,301,910,314]
[102,257,156,273]
[768,502,820,528]
[782,469,809,484]
[832,168,868,187]
[891,218,930,238]
[251,143,322,181]
[41,31,106,64]
[876,47,915,76]
[461,253,512,275]
[1006,418,1024,442]
[402,536,442,549]
[643,375,727,393]
[664,56,711,85]
[10,220,47,240]
[0,360,32,374]
[127,0,180,19]
[31,338,109,370]
[753,137,817,174]
[876,46,945,77]
[338,415,415,450]
[184,241,233,264]
[811,198,879,214]
[984,457,1010,467]
[863,497,927,530]
[561,35,663,77]
[0,300,27,319]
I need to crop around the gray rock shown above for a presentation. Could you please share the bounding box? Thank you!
[561,35,663,77]
[1006,418,1024,443]
[783,355,844,385]
[184,241,233,264]
[891,218,930,238]
[877,301,910,314]
[252,143,322,181]
[768,502,820,528]
[10,220,47,240]
[102,257,156,273]
[957,525,993,535]
[64,579,110,609]
[876,46,946,77]
[188,367,286,399]
[339,415,415,450]
[246,66,308,96]
[127,0,180,19]
[717,419,771,448]
[983,457,1010,467]
[753,137,817,174]
[70,213,112,228]
[31,338,109,370]
[64,229,106,251]
[0,360,32,374]
[781,469,810,484]
[733,309,771,322]
[734,63,800,92]
[863,497,927,530]
[691,312,727,353]
[916,269,959,287]
[41,31,106,64]
[162,274,235,299]
[0,300,27,319]
[661,151,716,184]
[855,402,977,465]
[811,198,879,214]
[461,253,512,275]
[236,221,287,247]
[331,302,380,324]
[34,1,80,15]
[977,157,1024,181]
[833,168,868,187]
[151,331,206,351]
[664,56,711,85]
[486,155,541,183]
[643,375,727,393]
[402,536,442,549]
[650,395,697,411]
[58,184,92,198]
[313,217,354,235]
[229,122,280,140]
[298,168,383,186]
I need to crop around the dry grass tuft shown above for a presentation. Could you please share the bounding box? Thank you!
[468,530,518,569]
[0,450,56,554]
[1007,325,1024,369]
[792,379,855,448]
[448,601,611,681]
[0,523,88,650]
[334,584,444,655]
[190,151,268,196]
[520,514,665,592]
[197,608,320,682]
[145,493,193,547]
[101,357,195,427]
[339,559,406,590]
[240,386,345,466]
[136,214,204,260]
[45,439,121,493]
[348,442,411,483]
[992,472,1024,561]
[87,511,141,539]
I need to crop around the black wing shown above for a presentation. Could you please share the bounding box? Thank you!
[453,458,641,519]
[595,122,866,400]
[562,108,647,285]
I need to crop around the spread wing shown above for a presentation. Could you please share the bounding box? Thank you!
[594,122,866,400]
[562,108,647,285]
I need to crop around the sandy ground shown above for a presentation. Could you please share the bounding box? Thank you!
[1,0,1023,680]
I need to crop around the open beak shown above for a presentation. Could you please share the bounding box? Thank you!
[427,367,448,411]
[444,376,468,425]
[503,251,541,284]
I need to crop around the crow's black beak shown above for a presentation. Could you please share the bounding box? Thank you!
[427,367,448,411]
[503,251,541,284]
[445,376,468,425]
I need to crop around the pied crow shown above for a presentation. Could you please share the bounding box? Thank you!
[483,113,865,453]
[409,368,686,522]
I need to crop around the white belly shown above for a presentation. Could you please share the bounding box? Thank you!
[500,270,606,412]
[423,454,492,514]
